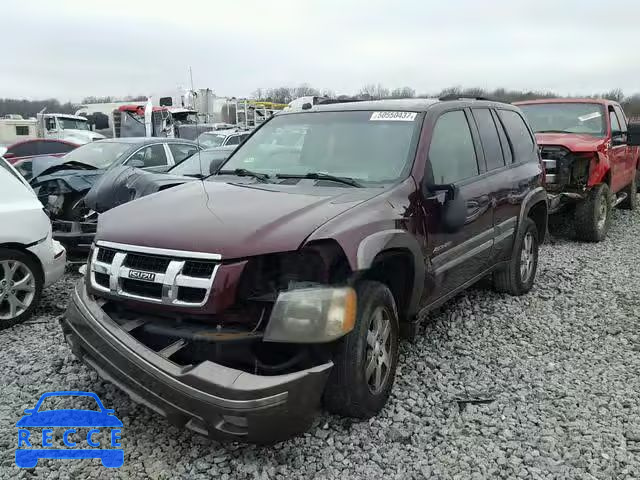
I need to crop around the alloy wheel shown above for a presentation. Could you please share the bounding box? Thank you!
[520,232,535,283]
[0,260,36,321]
[364,306,393,394]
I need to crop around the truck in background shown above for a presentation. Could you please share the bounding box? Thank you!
[0,113,105,146]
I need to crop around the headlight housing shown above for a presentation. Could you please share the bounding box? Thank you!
[263,286,356,343]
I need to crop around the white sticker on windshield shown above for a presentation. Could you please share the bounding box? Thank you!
[370,111,417,121]
[578,112,602,122]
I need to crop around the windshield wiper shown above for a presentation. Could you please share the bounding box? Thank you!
[536,129,572,134]
[276,172,362,187]
[218,168,270,183]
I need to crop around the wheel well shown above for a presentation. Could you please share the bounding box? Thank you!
[527,201,548,240]
[0,243,45,282]
[360,249,414,322]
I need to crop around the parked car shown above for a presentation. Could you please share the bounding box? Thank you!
[62,98,547,443]
[3,139,81,181]
[29,138,202,251]
[195,129,250,148]
[0,156,66,329]
[83,146,235,214]
[515,99,640,241]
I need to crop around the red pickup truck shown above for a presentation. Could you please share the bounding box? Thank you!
[515,99,639,241]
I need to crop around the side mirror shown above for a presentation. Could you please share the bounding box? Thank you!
[426,183,466,233]
[129,159,145,168]
[627,121,640,146]
[23,408,35,415]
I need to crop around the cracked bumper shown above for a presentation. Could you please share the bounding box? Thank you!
[61,282,333,443]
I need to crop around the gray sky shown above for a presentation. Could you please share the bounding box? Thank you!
[4,0,639,101]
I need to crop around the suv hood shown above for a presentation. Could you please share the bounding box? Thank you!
[96,179,380,259]
[535,133,606,153]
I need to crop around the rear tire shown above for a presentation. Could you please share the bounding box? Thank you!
[574,183,611,242]
[493,217,539,296]
[619,175,637,210]
[323,281,399,418]
[0,249,43,330]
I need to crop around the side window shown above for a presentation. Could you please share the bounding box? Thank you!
[498,110,535,163]
[609,108,622,134]
[472,108,505,171]
[15,126,30,136]
[169,143,199,164]
[225,135,240,146]
[613,106,627,131]
[128,144,168,167]
[491,110,513,164]
[428,110,479,184]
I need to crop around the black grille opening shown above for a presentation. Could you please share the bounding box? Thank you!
[121,278,163,299]
[124,253,170,273]
[182,261,216,278]
[96,248,116,264]
[94,272,109,288]
[53,222,72,233]
[81,223,97,233]
[177,286,207,303]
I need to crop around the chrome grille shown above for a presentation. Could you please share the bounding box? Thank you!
[89,241,221,307]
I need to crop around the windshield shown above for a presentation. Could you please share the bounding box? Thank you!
[519,103,606,137]
[220,111,420,184]
[62,141,132,169]
[170,149,232,177]
[57,117,89,131]
[197,132,230,148]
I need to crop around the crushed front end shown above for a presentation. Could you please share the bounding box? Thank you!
[61,241,354,442]
[541,145,594,213]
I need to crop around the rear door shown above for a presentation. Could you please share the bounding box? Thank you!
[423,108,494,301]
[612,104,635,186]
[608,106,628,193]
[491,108,542,260]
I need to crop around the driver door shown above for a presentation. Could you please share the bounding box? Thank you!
[422,109,494,303]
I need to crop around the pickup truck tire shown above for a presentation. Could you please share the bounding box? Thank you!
[619,176,637,210]
[323,280,399,418]
[493,217,539,295]
[574,183,611,242]
[0,248,43,330]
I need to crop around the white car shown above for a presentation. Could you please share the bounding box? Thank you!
[0,156,66,328]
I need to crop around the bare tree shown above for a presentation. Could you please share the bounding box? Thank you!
[389,87,415,99]
[358,84,390,99]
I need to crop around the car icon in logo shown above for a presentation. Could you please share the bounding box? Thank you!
[16,391,123,468]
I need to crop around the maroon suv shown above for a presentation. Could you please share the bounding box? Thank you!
[62,98,548,443]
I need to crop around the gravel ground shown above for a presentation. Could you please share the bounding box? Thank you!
[1,208,640,479]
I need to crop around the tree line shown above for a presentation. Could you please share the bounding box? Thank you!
[3,86,640,118]
[252,85,640,115]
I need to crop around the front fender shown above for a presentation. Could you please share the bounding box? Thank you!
[356,229,425,318]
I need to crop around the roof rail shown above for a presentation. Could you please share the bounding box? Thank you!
[439,94,496,102]
[316,96,367,105]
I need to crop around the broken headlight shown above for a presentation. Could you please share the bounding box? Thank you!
[263,286,356,343]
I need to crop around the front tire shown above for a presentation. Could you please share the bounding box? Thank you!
[493,217,539,295]
[323,281,399,418]
[574,183,611,242]
[0,249,43,330]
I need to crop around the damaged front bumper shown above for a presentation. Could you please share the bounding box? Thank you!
[61,282,333,443]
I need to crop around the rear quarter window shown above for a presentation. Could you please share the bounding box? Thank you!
[498,110,536,163]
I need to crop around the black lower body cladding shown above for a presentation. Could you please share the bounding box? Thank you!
[61,282,333,443]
